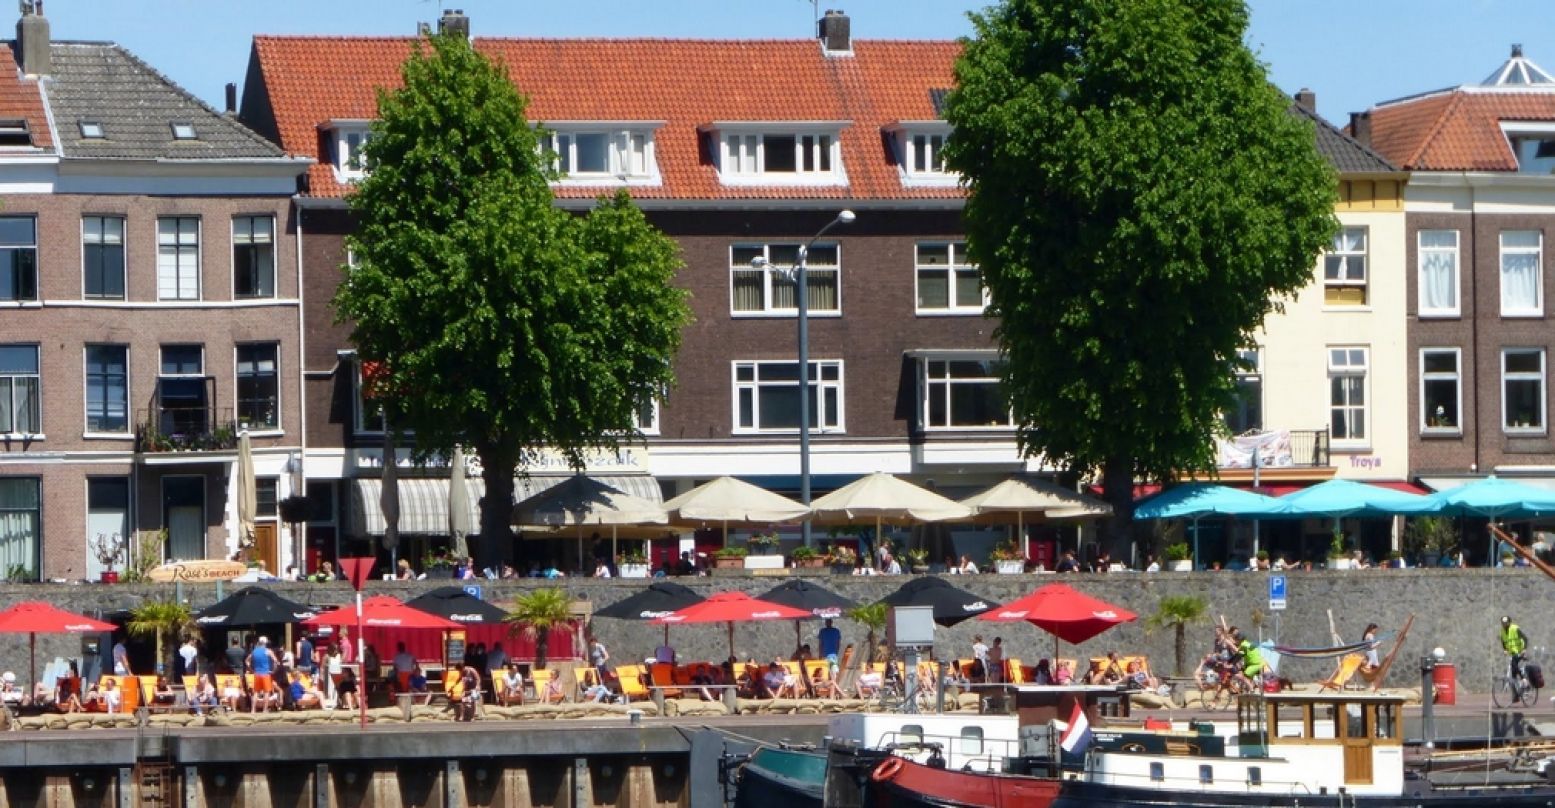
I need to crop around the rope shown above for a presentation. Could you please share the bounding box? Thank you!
[1271,631,1397,660]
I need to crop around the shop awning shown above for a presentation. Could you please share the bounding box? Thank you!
[351,474,662,536]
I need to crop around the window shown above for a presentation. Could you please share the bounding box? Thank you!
[545,129,656,180]
[0,216,37,302]
[1419,229,1459,316]
[157,217,200,301]
[236,343,279,431]
[334,125,372,178]
[1149,762,1164,782]
[894,127,955,184]
[1328,347,1368,443]
[1501,230,1543,316]
[916,243,983,312]
[1503,348,1545,432]
[959,726,984,756]
[1247,767,1262,786]
[1323,227,1367,305]
[170,122,196,140]
[78,120,103,139]
[158,345,207,436]
[921,357,1010,429]
[1511,134,1555,174]
[233,216,275,298]
[1225,349,1263,434]
[730,244,840,315]
[1375,704,1396,739]
[355,359,387,433]
[83,216,125,299]
[635,394,661,436]
[1421,348,1461,433]
[85,477,129,580]
[85,345,128,433]
[0,478,40,581]
[734,360,843,433]
[718,129,844,183]
[909,133,946,174]
[1198,765,1213,785]
[0,345,39,434]
[256,478,278,518]
[0,119,31,146]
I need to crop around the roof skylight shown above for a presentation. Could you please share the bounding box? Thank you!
[171,122,197,140]
[78,120,103,139]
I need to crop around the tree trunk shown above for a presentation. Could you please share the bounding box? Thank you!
[1174,623,1187,677]
[535,632,549,672]
[477,442,520,570]
[1100,458,1138,561]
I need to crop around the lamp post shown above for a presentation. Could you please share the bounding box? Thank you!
[751,209,855,547]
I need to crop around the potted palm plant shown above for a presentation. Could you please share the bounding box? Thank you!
[826,544,858,574]
[92,532,127,583]
[1145,594,1208,676]
[423,550,458,579]
[1165,542,1192,572]
[1405,516,1454,567]
[505,588,572,672]
[619,547,650,578]
[990,540,1026,574]
[1328,528,1351,570]
[848,602,889,665]
[905,547,930,574]
[744,532,784,570]
[127,599,194,676]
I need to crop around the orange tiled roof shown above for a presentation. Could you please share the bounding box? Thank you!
[0,46,52,151]
[1366,90,1555,171]
[249,36,960,201]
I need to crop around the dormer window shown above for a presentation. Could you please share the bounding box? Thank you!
[0,119,32,147]
[888,122,956,186]
[170,122,197,140]
[539,123,661,184]
[711,122,848,186]
[327,121,374,182]
[78,120,103,139]
[1502,122,1555,174]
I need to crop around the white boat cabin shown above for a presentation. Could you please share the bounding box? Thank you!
[1083,691,1405,797]
[828,712,1021,773]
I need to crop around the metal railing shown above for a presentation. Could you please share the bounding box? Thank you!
[135,407,237,453]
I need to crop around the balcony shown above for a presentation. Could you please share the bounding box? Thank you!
[1216,428,1330,471]
[135,406,237,453]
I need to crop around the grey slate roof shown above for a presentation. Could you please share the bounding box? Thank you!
[41,41,286,160]
[1291,103,1397,175]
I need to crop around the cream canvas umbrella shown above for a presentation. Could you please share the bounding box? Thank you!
[513,475,667,569]
[663,475,809,545]
[448,447,472,559]
[960,478,1113,559]
[236,430,257,554]
[808,472,971,559]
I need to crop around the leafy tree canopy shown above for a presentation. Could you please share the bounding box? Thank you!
[944,0,1337,540]
[334,33,690,551]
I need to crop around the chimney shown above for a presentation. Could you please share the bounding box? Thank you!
[817,8,851,54]
[224,83,237,115]
[437,8,470,39]
[1348,111,1372,147]
[15,0,49,78]
[1294,88,1316,113]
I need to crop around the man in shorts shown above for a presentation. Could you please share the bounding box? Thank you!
[248,636,278,713]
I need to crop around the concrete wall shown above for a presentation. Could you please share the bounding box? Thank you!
[0,569,1539,691]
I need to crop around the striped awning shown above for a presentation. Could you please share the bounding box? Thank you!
[351,475,663,536]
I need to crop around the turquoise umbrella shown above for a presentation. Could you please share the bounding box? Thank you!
[1272,479,1433,519]
[1134,484,1288,568]
[1422,476,1555,519]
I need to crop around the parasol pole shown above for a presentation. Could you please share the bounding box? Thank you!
[356,591,366,729]
[727,621,736,660]
[611,525,618,568]
[29,632,35,703]
[1019,510,1027,562]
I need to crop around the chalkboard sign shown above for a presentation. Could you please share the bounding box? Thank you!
[446,635,466,665]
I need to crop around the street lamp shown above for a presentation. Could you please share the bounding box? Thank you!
[751,209,855,548]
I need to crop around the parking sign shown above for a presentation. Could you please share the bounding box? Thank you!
[1268,575,1287,611]
[464,584,483,600]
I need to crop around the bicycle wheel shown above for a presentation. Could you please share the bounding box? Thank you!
[1491,676,1515,709]
[1520,681,1539,708]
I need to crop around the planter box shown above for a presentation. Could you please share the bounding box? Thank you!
[1329,557,1351,570]
[713,555,745,570]
[425,567,456,580]
[99,571,119,584]
[1169,559,1193,572]
[995,559,1026,575]
[792,558,827,569]
[830,563,855,575]
[744,554,785,571]
[619,563,650,579]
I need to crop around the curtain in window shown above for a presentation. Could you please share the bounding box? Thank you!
[168,506,204,561]
[771,273,796,310]
[0,479,39,578]
[807,270,838,310]
[1420,250,1456,311]
[732,269,764,311]
[1502,233,1541,312]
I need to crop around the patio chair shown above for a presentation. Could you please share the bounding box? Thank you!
[615,665,651,703]
[1319,654,1366,692]
[649,663,683,699]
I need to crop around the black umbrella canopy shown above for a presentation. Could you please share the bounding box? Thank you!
[758,579,858,618]
[594,582,704,621]
[878,576,997,627]
[194,586,318,626]
[404,586,510,624]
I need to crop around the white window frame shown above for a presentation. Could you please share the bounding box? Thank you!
[0,215,37,303]
[915,241,984,314]
[82,215,126,301]
[235,342,281,434]
[330,121,373,182]
[918,352,1011,431]
[1323,226,1368,305]
[1327,346,1369,446]
[540,122,663,185]
[156,216,200,301]
[634,396,661,436]
[732,359,844,434]
[1500,230,1543,317]
[1419,347,1462,435]
[232,215,276,299]
[1226,348,1263,434]
[1502,122,1555,174]
[729,243,842,317]
[714,122,848,187]
[83,343,129,437]
[353,359,386,435]
[1417,229,1460,317]
[1502,348,1547,434]
[890,123,958,187]
[0,343,40,437]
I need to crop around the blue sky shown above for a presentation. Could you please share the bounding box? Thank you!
[32,1,1555,125]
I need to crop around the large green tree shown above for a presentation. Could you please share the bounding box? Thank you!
[335,32,689,559]
[944,0,1337,551]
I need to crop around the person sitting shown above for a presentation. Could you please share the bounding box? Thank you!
[1100,652,1125,684]
[760,661,790,699]
[809,666,840,699]
[101,679,122,714]
[1031,658,1054,685]
[1053,660,1075,685]
[855,668,885,699]
[0,672,22,707]
[152,676,177,707]
[498,662,524,706]
[1083,659,1109,685]
[190,675,219,715]
[958,554,980,575]
[289,676,324,710]
[220,677,244,712]
[578,670,613,703]
[1124,660,1159,691]
[79,683,103,712]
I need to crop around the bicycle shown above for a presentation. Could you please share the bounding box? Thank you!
[1492,659,1539,709]
[1197,664,1255,711]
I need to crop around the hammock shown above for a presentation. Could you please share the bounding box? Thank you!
[1271,632,1395,660]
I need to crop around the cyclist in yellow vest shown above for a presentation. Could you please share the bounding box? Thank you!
[1501,616,1529,681]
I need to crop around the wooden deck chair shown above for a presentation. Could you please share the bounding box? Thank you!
[530,669,564,704]
[834,645,857,696]
[649,663,683,699]
[615,664,651,702]
[1006,658,1027,684]
[1319,654,1366,692]
[804,660,840,699]
[138,675,176,713]
[573,667,598,702]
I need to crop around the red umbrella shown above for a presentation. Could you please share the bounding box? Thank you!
[303,595,462,631]
[0,601,115,699]
[652,592,813,658]
[979,583,1137,658]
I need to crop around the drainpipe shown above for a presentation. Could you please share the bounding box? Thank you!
[1469,179,1481,477]
[295,208,308,574]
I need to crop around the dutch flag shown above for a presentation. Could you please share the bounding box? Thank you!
[1060,700,1092,754]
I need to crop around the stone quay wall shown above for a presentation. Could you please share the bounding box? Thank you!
[0,568,1545,692]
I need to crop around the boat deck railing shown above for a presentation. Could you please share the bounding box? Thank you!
[875,730,1022,773]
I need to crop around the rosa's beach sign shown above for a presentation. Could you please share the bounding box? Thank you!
[146,560,249,583]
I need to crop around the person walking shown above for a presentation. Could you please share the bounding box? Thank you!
[971,635,990,683]
[1502,616,1530,682]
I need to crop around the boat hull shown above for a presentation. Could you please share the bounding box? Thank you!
[734,747,826,808]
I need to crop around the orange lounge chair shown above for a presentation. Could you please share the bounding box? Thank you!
[649,663,683,699]
[615,665,650,702]
[1320,654,1366,692]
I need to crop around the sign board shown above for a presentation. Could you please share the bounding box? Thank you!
[463,584,483,601]
[145,560,248,583]
[1268,574,1287,611]
[887,605,936,648]
[339,557,376,591]
[446,631,466,666]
